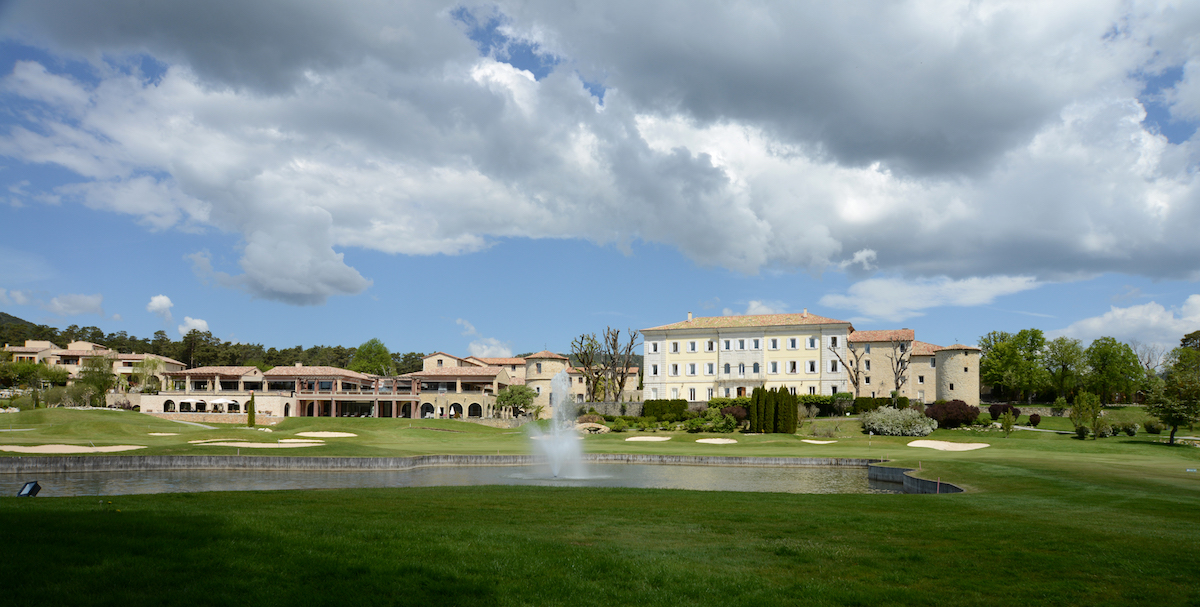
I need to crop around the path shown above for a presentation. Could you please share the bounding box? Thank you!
[1015,425,1072,435]
[164,418,216,430]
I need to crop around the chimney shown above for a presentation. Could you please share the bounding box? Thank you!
[295,362,302,367]
[687,312,693,321]
[803,308,808,317]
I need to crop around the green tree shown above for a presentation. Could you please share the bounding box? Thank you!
[392,352,425,375]
[496,385,536,417]
[133,357,163,392]
[1043,336,1084,400]
[1181,330,1200,351]
[1070,391,1103,439]
[1084,337,1142,404]
[1148,347,1200,444]
[247,393,256,427]
[77,356,116,407]
[349,338,396,376]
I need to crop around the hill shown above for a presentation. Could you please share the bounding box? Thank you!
[0,311,35,328]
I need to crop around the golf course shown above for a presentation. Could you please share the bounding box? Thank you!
[1,408,1198,606]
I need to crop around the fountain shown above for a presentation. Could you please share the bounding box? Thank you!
[528,370,585,478]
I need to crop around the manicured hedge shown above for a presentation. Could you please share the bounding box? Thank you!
[642,399,688,421]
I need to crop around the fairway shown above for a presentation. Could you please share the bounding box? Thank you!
[2,408,1199,605]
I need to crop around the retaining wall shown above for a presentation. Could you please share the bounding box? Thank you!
[867,464,963,494]
[143,412,282,426]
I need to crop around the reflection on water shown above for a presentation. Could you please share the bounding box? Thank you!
[4,464,901,497]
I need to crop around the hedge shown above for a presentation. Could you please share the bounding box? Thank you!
[642,399,688,421]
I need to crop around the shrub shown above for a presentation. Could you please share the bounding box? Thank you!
[721,406,747,423]
[577,414,605,424]
[602,414,616,422]
[988,403,1022,420]
[1074,425,1089,439]
[853,397,877,414]
[861,407,938,437]
[609,418,628,432]
[684,407,738,433]
[681,409,700,421]
[643,399,687,421]
[1028,413,1042,427]
[925,400,981,429]
[1051,396,1068,416]
[1144,419,1164,434]
[895,396,910,409]
[1122,422,1139,436]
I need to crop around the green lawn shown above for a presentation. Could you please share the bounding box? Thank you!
[1,408,1199,605]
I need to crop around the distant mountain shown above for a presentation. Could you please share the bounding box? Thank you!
[0,312,35,328]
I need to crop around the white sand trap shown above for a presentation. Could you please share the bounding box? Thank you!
[625,436,672,442]
[198,441,323,448]
[188,438,246,444]
[295,431,357,438]
[696,438,738,444]
[0,444,146,454]
[278,438,324,443]
[908,440,990,451]
[801,439,838,444]
[148,432,178,436]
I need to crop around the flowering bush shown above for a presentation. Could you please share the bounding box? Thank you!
[926,400,981,429]
[861,407,938,437]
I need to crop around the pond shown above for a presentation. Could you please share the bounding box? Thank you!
[5,463,903,497]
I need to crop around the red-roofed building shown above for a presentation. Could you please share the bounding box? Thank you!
[844,331,980,405]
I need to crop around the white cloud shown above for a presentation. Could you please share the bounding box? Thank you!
[820,276,1042,322]
[455,318,513,357]
[1050,295,1200,349]
[146,294,173,322]
[456,318,477,336]
[44,293,104,316]
[722,300,789,316]
[0,1,1199,304]
[177,316,209,336]
[9,290,31,305]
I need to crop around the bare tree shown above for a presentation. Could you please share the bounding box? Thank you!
[828,343,866,397]
[887,339,912,403]
[1129,339,1165,373]
[570,333,604,402]
[603,327,641,402]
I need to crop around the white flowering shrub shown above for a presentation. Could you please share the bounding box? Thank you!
[861,407,938,437]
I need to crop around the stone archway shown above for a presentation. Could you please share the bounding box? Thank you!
[164,400,175,412]
[449,403,463,418]
[284,403,290,417]
[468,403,482,418]
[421,403,435,418]
[401,403,412,418]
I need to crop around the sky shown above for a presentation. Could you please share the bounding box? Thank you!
[1,0,1199,358]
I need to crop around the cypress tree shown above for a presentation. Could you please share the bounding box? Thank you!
[247,393,256,427]
[748,388,759,432]
[764,387,776,434]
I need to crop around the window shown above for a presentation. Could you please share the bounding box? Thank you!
[437,359,443,368]
[829,360,840,373]
[807,337,818,349]
[536,363,542,373]
[949,383,955,391]
[688,341,697,352]
[865,376,871,384]
[789,338,797,349]
[512,365,518,371]
[707,340,715,352]
[689,388,696,401]
[671,342,679,353]
[831,386,838,394]
[651,342,659,353]
[671,388,679,399]
[651,388,658,399]
[670,364,679,376]
[724,339,731,350]
[724,363,731,374]
[930,358,936,367]
[738,339,745,350]
[769,361,778,374]
[705,362,714,375]
[770,338,778,350]
[789,361,798,374]
[687,363,697,376]
[918,375,925,384]
[865,360,871,371]
[752,362,760,374]
[789,387,796,395]
[707,388,714,400]
[964,367,969,373]
[899,343,907,353]
[535,386,542,395]
[738,363,746,377]
[725,387,731,397]
[830,336,839,348]
[651,364,659,376]
[807,360,817,373]
[753,339,760,350]
[865,344,871,354]
[809,386,816,395]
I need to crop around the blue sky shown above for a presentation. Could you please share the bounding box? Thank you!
[2,1,1199,357]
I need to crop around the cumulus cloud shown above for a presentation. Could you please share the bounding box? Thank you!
[146,294,173,322]
[44,293,104,316]
[177,316,209,336]
[820,276,1042,322]
[456,318,513,357]
[1050,295,1200,349]
[0,1,1199,307]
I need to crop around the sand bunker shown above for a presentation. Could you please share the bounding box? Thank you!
[801,439,838,444]
[188,438,246,444]
[0,444,146,454]
[625,436,672,442]
[907,440,990,451]
[696,438,738,444]
[148,432,178,436]
[197,442,323,448]
[278,438,324,443]
[295,431,357,438]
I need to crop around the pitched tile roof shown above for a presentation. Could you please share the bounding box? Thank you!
[4,346,46,353]
[939,344,982,351]
[643,312,850,331]
[910,341,941,356]
[524,350,568,360]
[848,329,916,343]
[114,353,187,366]
[48,350,113,357]
[471,357,526,365]
[166,366,261,377]
[263,366,372,380]
[405,366,507,378]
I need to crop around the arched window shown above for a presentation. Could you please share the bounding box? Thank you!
[163,400,175,412]
[469,403,482,417]
[752,363,760,374]
[724,363,731,374]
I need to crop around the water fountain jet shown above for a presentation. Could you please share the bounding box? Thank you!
[528,370,584,478]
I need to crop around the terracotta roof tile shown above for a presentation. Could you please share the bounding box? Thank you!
[166,366,261,377]
[48,350,113,357]
[472,357,526,365]
[848,329,915,343]
[263,366,372,380]
[644,312,850,331]
[406,366,507,378]
[4,346,47,353]
[910,341,941,356]
[940,344,981,351]
[525,350,569,360]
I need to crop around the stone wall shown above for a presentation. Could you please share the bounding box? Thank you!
[576,401,644,417]
[867,464,964,494]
